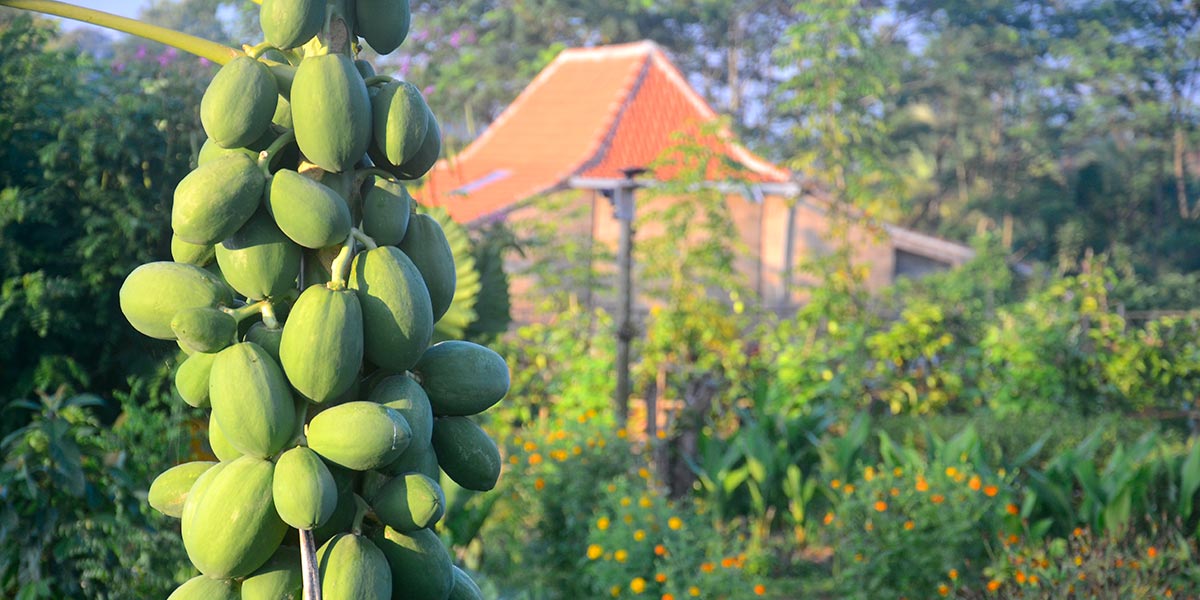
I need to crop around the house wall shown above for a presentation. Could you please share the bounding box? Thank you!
[495,189,944,323]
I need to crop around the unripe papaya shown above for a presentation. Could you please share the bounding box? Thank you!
[209,342,297,458]
[302,248,334,288]
[397,108,441,180]
[171,235,215,267]
[167,575,240,600]
[242,546,302,600]
[208,412,243,462]
[317,533,392,600]
[272,94,293,129]
[269,63,296,99]
[307,401,411,471]
[370,472,445,532]
[172,154,265,246]
[171,307,236,354]
[367,374,433,446]
[260,0,325,50]
[370,80,428,168]
[273,446,338,530]
[182,455,289,579]
[120,261,233,340]
[355,58,376,79]
[431,417,501,492]
[292,53,372,173]
[361,178,412,246]
[415,341,510,416]
[176,350,217,408]
[266,170,352,249]
[371,526,454,600]
[355,0,410,55]
[377,438,439,479]
[279,285,363,404]
[398,213,456,322]
[312,488,359,547]
[244,321,284,364]
[350,247,433,372]
[449,566,484,600]
[201,56,279,149]
[148,461,217,518]
[215,209,302,299]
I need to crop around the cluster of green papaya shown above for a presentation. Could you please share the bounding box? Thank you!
[120,2,505,599]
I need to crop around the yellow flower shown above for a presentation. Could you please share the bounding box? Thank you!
[945,466,958,478]
[831,479,841,489]
[508,455,519,465]
[621,497,632,507]
[587,544,603,560]
[688,587,700,597]
[573,446,583,455]
[630,577,646,594]
[893,467,903,477]
[634,529,646,541]
[668,517,683,530]
[864,466,876,482]
[523,441,537,452]
[618,428,628,439]
[638,468,651,479]
[948,569,958,580]
[639,496,653,508]
[700,562,715,573]
[615,549,628,563]
[656,430,667,439]
[843,484,856,494]
[623,514,634,524]
[598,517,610,530]
[611,585,622,597]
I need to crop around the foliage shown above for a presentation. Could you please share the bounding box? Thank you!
[0,369,200,599]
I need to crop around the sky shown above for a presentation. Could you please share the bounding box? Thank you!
[54,0,150,29]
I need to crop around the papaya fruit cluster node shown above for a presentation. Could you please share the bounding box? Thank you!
[126,2,502,598]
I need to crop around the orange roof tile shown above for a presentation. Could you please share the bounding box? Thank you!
[420,41,789,224]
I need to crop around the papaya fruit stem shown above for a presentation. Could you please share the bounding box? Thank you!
[362,75,393,88]
[354,167,397,188]
[258,129,297,177]
[327,234,357,290]
[260,301,280,329]
[298,528,323,600]
[350,227,378,250]
[0,0,241,65]
[244,41,275,59]
[223,301,270,323]
[350,494,371,535]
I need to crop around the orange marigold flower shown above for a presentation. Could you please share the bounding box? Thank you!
[753,584,766,596]
[843,484,856,494]
[1029,575,1039,585]
[916,477,929,492]
[688,587,700,597]
[1073,527,1083,537]
[983,485,999,497]
[931,494,945,504]
[864,466,876,481]
[890,487,900,497]
[831,479,841,489]
[823,512,835,525]
[721,557,736,568]
[654,544,668,556]
[617,428,628,439]
[1015,571,1026,584]
[904,520,915,531]
[700,562,715,573]
[630,577,646,594]
[894,467,904,477]
[986,580,1001,592]
[529,453,543,466]
[874,501,888,512]
[938,584,950,596]
[1006,503,1019,515]
[523,441,537,452]
[655,573,667,583]
[638,468,651,479]
[535,478,546,491]
[1148,546,1158,559]
[1008,534,1019,545]
[509,455,520,465]
[662,595,674,600]
[968,475,982,491]
[948,569,958,580]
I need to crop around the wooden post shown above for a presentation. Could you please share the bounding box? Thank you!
[613,167,644,427]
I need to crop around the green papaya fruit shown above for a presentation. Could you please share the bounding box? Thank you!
[350,246,433,372]
[360,367,399,399]
[201,56,279,149]
[266,170,352,249]
[355,0,410,55]
[449,566,484,600]
[431,417,501,492]
[209,342,297,458]
[359,469,392,500]
[244,321,284,364]
[414,341,510,416]
[370,472,445,532]
[120,261,233,340]
[171,235,215,267]
[355,58,376,79]
[269,63,296,98]
[215,208,302,299]
[173,153,266,246]
[272,93,293,129]
[148,461,217,519]
[176,350,217,408]
[397,108,441,180]
[180,460,225,526]
[171,306,236,354]
[260,0,325,50]
[367,374,433,446]
[307,401,411,471]
[398,213,456,322]
[361,178,412,246]
[242,546,302,600]
[208,412,244,462]
[273,446,338,530]
[292,53,371,173]
[279,285,363,404]
[371,526,454,600]
[317,533,392,600]
[167,575,240,600]
[370,80,428,168]
[312,488,359,547]
[182,455,289,579]
[376,438,440,479]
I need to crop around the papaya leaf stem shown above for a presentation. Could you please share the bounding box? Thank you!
[350,227,378,250]
[0,0,241,65]
[327,234,357,290]
[298,529,322,600]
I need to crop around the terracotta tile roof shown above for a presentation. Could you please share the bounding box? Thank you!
[419,41,790,224]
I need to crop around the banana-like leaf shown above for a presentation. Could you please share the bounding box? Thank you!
[417,205,481,341]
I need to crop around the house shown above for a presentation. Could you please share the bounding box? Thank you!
[415,41,974,320]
